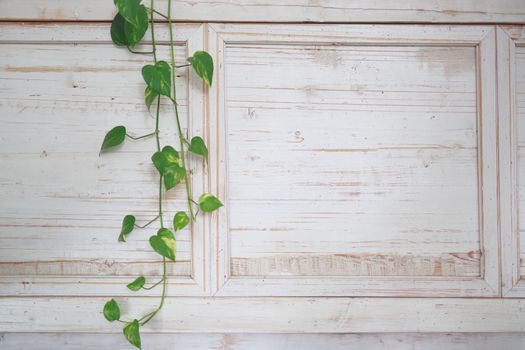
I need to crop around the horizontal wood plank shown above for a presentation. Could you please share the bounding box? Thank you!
[2,333,525,350]
[0,1,524,23]
[1,297,525,333]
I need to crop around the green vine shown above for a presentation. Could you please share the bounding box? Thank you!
[100,0,221,348]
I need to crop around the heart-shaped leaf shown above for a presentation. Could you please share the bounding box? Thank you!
[103,299,120,322]
[127,276,145,291]
[114,0,143,28]
[188,51,214,86]
[100,126,126,153]
[164,165,185,191]
[110,13,128,46]
[142,61,171,97]
[149,230,176,261]
[157,228,174,240]
[123,319,141,349]
[188,136,208,159]
[123,7,148,48]
[118,215,136,242]
[173,211,189,231]
[145,86,158,111]
[162,146,179,164]
[151,151,169,174]
[151,146,182,189]
[110,9,148,48]
[198,193,223,213]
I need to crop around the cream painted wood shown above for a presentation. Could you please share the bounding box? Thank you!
[3,333,525,350]
[0,1,524,23]
[498,25,525,297]
[1,297,525,333]
[0,23,210,296]
[208,24,500,297]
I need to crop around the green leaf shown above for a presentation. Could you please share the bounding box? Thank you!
[145,86,158,111]
[123,319,141,349]
[188,51,214,86]
[110,8,147,48]
[188,136,208,159]
[118,215,136,242]
[151,151,169,174]
[127,276,145,291]
[198,193,223,213]
[173,211,189,231]
[110,13,128,46]
[142,61,171,97]
[103,299,120,322]
[151,147,183,189]
[114,0,143,28]
[123,6,148,48]
[149,232,176,261]
[162,146,179,164]
[100,126,126,153]
[163,165,185,191]
[157,227,174,240]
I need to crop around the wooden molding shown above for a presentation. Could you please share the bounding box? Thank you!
[0,1,525,23]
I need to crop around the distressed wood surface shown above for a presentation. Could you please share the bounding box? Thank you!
[2,333,525,350]
[208,24,499,296]
[1,297,525,333]
[0,0,524,23]
[498,25,525,297]
[0,24,209,296]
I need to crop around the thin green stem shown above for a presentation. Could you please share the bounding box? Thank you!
[126,131,157,141]
[150,0,157,62]
[134,215,160,229]
[141,278,163,290]
[167,0,196,220]
[158,176,164,228]
[176,64,190,69]
[127,47,154,55]
[140,258,167,326]
[146,7,169,20]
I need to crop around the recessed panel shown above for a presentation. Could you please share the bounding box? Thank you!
[0,42,192,278]
[225,43,480,278]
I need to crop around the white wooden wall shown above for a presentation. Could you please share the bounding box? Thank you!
[1,1,525,349]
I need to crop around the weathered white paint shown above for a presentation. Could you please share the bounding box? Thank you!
[208,24,499,297]
[0,18,525,342]
[0,0,524,23]
[3,333,525,350]
[0,24,209,296]
[498,25,525,297]
[1,297,525,333]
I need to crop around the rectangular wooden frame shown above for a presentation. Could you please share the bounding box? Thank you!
[498,25,525,297]
[0,23,210,297]
[208,24,500,297]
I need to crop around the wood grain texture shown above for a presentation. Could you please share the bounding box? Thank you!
[498,25,525,297]
[208,24,499,296]
[1,297,525,333]
[2,333,525,350]
[0,24,209,296]
[0,0,524,23]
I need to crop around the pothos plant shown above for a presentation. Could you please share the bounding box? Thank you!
[99,0,221,348]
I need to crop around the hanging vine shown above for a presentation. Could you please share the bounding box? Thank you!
[99,0,221,348]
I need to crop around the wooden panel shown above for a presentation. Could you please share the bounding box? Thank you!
[0,23,209,296]
[3,333,525,350]
[498,25,525,297]
[0,0,524,23]
[208,24,499,296]
[1,297,525,333]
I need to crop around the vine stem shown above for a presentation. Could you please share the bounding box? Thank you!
[139,0,168,327]
[167,0,196,220]
[140,257,167,326]
[134,215,160,229]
